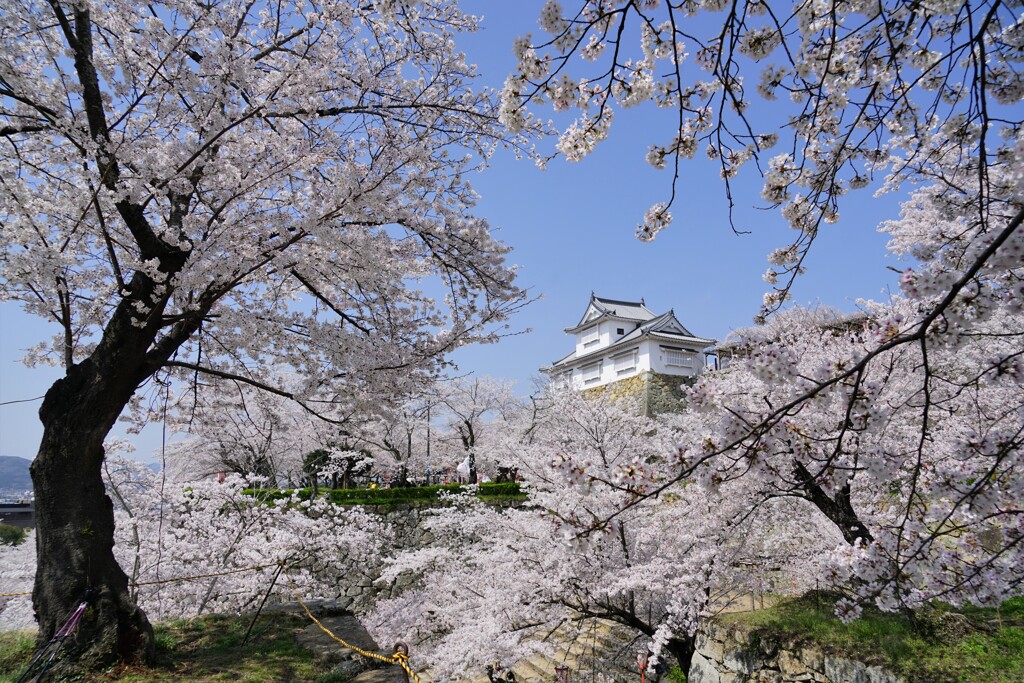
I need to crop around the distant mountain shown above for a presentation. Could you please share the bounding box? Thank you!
[0,456,33,494]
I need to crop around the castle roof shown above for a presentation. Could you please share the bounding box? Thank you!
[551,296,715,369]
[565,294,656,332]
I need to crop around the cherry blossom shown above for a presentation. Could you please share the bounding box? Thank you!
[1,0,529,665]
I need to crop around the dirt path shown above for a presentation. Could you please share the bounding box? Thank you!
[268,599,412,682]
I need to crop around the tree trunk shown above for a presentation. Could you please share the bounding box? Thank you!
[591,603,695,676]
[664,636,695,677]
[793,461,874,545]
[30,358,155,673]
[24,10,201,669]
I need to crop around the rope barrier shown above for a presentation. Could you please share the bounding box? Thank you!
[283,570,421,683]
[6,563,424,682]
[130,561,284,587]
[2,561,285,598]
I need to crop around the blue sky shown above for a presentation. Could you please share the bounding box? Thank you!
[449,2,904,389]
[0,2,905,461]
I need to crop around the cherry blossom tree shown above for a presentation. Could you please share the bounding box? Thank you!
[0,0,526,668]
[354,402,434,486]
[368,390,841,676]
[102,457,389,623]
[433,375,523,483]
[508,0,1022,316]
[1,456,390,633]
[682,297,1024,615]
[164,378,345,486]
[509,0,1024,619]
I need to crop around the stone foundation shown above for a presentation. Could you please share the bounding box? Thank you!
[689,620,905,683]
[583,371,695,415]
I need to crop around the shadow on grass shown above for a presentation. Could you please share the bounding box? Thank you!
[0,612,343,683]
[722,593,1024,683]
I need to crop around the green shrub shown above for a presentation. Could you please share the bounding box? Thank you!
[0,523,26,546]
[666,665,687,683]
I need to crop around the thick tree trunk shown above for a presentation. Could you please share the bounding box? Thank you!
[30,358,155,673]
[25,7,203,672]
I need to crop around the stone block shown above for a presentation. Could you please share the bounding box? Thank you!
[696,631,726,663]
[824,655,860,682]
[757,634,779,657]
[778,650,808,678]
[824,655,895,683]
[800,647,824,672]
[722,647,758,675]
[687,650,721,683]
[330,658,369,679]
[864,664,906,683]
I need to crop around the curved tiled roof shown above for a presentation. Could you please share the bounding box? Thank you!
[550,298,716,369]
[568,293,656,331]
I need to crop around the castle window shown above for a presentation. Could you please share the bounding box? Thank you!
[582,327,599,347]
[665,349,695,367]
[614,351,636,375]
[582,361,601,384]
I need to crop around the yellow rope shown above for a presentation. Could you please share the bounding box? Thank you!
[131,562,283,587]
[283,571,422,683]
[6,562,424,683]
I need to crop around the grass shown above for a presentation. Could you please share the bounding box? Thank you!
[0,613,346,683]
[245,481,527,507]
[7,594,1019,682]
[721,593,1024,683]
[0,630,35,680]
[665,665,687,682]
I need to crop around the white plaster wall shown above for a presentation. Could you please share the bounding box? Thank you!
[637,342,654,373]
[575,321,609,356]
[650,343,704,377]
[564,337,709,390]
[609,348,638,382]
[575,321,640,357]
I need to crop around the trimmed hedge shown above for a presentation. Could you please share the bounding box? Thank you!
[243,482,523,507]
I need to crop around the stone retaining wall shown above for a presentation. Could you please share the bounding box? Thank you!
[688,620,906,683]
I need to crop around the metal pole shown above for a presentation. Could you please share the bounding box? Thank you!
[243,563,284,645]
[394,641,411,683]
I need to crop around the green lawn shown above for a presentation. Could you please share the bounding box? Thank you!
[0,613,343,683]
[5,594,1020,682]
[722,593,1024,683]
